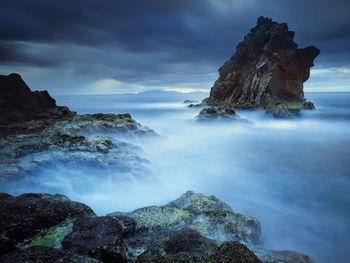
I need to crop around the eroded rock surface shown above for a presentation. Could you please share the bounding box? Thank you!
[207,17,319,118]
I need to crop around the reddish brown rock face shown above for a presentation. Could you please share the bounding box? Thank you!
[207,17,319,117]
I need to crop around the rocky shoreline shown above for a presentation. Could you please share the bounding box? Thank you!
[0,73,155,183]
[0,69,318,262]
[0,191,316,263]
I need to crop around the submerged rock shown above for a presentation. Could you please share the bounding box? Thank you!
[303,99,315,110]
[184,100,199,104]
[206,17,319,118]
[196,107,243,122]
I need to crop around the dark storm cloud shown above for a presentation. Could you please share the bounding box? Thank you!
[0,0,350,93]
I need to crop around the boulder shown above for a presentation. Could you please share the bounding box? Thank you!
[108,191,261,259]
[61,216,127,262]
[206,17,319,118]
[0,193,95,256]
[196,107,243,122]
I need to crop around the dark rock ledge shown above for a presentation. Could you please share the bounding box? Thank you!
[0,191,316,263]
[0,73,156,182]
[204,17,319,118]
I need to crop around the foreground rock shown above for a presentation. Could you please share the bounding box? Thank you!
[0,191,315,263]
[0,193,94,256]
[61,216,127,262]
[196,107,244,122]
[0,73,156,182]
[206,17,319,118]
[0,246,100,263]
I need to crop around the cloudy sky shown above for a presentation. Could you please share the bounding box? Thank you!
[1,0,350,95]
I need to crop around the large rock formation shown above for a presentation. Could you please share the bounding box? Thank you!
[207,17,320,118]
[0,73,74,134]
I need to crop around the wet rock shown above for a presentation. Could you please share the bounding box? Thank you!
[108,190,261,259]
[188,103,203,108]
[127,228,218,261]
[136,249,202,263]
[62,216,127,263]
[206,242,261,263]
[206,17,319,118]
[303,100,315,110]
[55,113,156,136]
[196,107,243,122]
[251,247,317,263]
[184,100,199,104]
[0,246,100,263]
[168,191,261,244]
[0,133,147,182]
[265,103,292,118]
[0,191,317,263]
[123,205,192,231]
[0,193,95,256]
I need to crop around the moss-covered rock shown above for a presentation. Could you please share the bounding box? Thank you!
[23,218,74,249]
[168,191,261,244]
[127,206,192,231]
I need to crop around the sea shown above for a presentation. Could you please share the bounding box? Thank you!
[4,91,350,263]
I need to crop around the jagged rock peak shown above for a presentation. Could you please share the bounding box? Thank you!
[0,73,74,126]
[207,16,320,118]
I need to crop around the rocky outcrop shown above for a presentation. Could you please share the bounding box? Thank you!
[0,74,156,182]
[196,107,243,122]
[0,73,75,136]
[206,17,319,118]
[0,131,148,182]
[0,191,316,263]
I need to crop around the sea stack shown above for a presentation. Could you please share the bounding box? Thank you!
[206,16,320,118]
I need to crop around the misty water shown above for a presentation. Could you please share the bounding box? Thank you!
[4,91,350,262]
